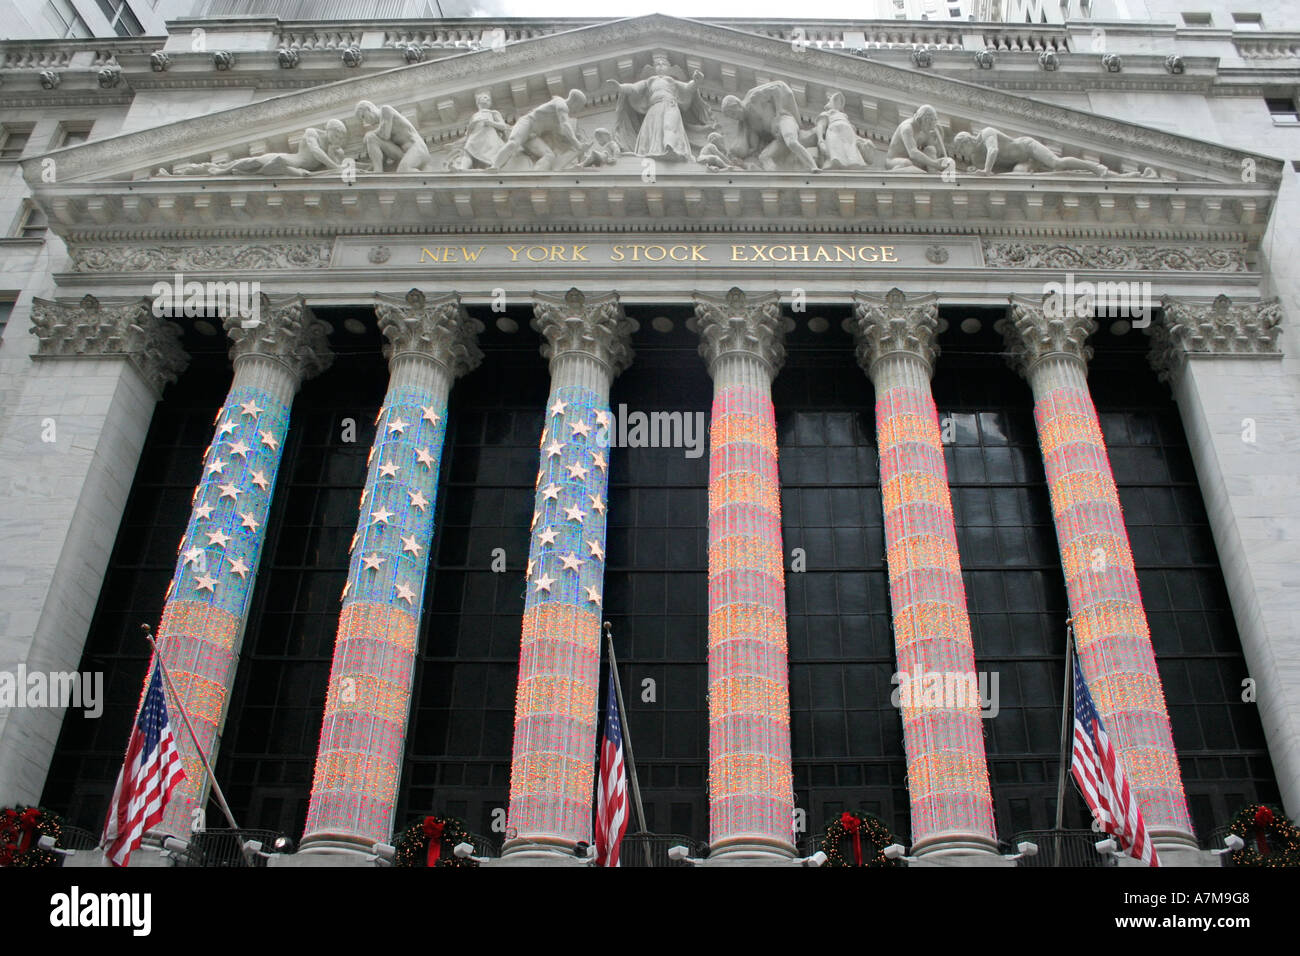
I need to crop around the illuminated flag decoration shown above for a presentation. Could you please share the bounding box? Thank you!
[102,659,185,867]
[595,678,628,867]
[1071,653,1159,867]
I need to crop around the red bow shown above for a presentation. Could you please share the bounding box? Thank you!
[422,817,446,867]
[1253,806,1274,855]
[840,812,863,865]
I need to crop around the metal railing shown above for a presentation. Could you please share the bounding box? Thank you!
[184,828,289,868]
[619,832,706,867]
[55,825,101,852]
[1010,829,1114,867]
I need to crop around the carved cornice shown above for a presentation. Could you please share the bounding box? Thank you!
[224,293,333,386]
[531,288,635,376]
[996,294,1097,378]
[693,287,786,379]
[851,288,941,378]
[70,243,332,272]
[375,288,484,378]
[982,241,1250,272]
[1150,294,1283,382]
[29,293,189,397]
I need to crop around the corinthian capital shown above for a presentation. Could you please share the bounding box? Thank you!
[996,294,1097,378]
[30,294,189,397]
[224,294,333,387]
[693,287,786,380]
[375,289,484,378]
[532,288,635,376]
[851,288,941,378]
[1151,294,1283,383]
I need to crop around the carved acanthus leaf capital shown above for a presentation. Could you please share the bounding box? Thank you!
[996,295,1097,378]
[30,294,189,397]
[532,288,635,377]
[851,288,941,378]
[375,289,484,379]
[1152,294,1283,382]
[693,287,786,379]
[224,294,333,387]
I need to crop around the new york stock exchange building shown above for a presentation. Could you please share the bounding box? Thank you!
[0,11,1298,871]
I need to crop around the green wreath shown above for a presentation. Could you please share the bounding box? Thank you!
[1225,803,1300,868]
[819,810,900,867]
[0,805,63,868]
[392,814,478,868]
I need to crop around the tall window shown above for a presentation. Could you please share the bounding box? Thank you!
[0,124,35,161]
[13,201,48,240]
[96,0,144,36]
[52,122,94,149]
[44,0,91,37]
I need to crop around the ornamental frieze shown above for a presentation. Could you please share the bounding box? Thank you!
[981,241,1248,272]
[70,243,333,273]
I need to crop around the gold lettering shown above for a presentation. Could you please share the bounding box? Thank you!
[833,245,856,262]
[419,247,438,264]
[789,245,810,262]
[460,245,485,262]
[611,245,625,262]
[549,244,565,261]
[881,245,899,263]
[506,245,524,262]
[858,246,880,263]
[731,245,748,261]
[644,245,667,261]
[571,245,589,262]
[813,246,832,262]
[668,244,689,262]
[692,244,708,261]
[767,245,789,262]
[750,245,769,261]
[526,247,548,262]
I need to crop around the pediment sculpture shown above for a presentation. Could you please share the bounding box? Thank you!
[149,64,1181,181]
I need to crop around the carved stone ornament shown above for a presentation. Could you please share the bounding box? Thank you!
[374,289,484,377]
[402,44,425,63]
[29,294,189,397]
[982,241,1248,273]
[996,295,1098,377]
[71,243,332,273]
[975,49,995,69]
[39,70,60,90]
[342,46,364,68]
[1102,53,1123,73]
[1038,51,1059,71]
[213,51,236,71]
[149,51,170,72]
[608,51,712,163]
[693,287,786,379]
[532,288,636,376]
[490,89,590,172]
[97,65,122,89]
[224,294,333,386]
[926,245,950,265]
[367,245,391,264]
[277,48,300,69]
[1150,294,1283,381]
[1165,54,1184,74]
[910,48,933,69]
[851,288,942,378]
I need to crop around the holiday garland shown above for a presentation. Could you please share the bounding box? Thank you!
[1225,804,1300,868]
[0,805,63,868]
[819,810,901,867]
[392,814,478,868]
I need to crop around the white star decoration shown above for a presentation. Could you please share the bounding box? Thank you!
[560,552,584,572]
[409,489,429,512]
[387,417,409,435]
[566,462,589,481]
[548,398,567,417]
[587,539,605,561]
[545,440,564,459]
[541,483,561,502]
[588,494,606,515]
[194,574,217,593]
[585,585,601,604]
[362,553,385,571]
[595,409,611,429]
[401,534,423,557]
[416,448,435,468]
[250,470,270,490]
[182,547,204,566]
[259,430,279,450]
[194,503,214,521]
[395,582,416,605]
[239,399,263,418]
[218,483,242,501]
[216,419,237,437]
[570,419,591,438]
[228,440,251,458]
[371,507,394,525]
[205,459,227,476]
[239,512,260,532]
[206,529,231,548]
[592,451,607,473]
[534,574,555,594]
[378,461,399,478]
[564,505,587,523]
[421,405,440,426]
[538,526,558,546]
[229,558,249,579]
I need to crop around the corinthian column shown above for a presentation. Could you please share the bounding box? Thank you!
[852,290,999,861]
[693,288,794,865]
[502,289,635,864]
[153,295,332,836]
[998,296,1195,851]
[1152,295,1299,819]
[301,290,482,854]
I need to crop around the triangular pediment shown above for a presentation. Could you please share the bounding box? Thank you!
[23,14,1281,241]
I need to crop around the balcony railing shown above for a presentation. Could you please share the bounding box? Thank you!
[619,832,706,867]
[1010,829,1115,867]
[183,828,289,868]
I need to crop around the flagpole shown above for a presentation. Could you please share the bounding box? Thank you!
[141,624,241,833]
[1052,618,1076,867]
[604,621,652,867]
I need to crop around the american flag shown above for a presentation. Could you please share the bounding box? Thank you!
[594,677,628,867]
[1070,653,1159,866]
[102,658,185,867]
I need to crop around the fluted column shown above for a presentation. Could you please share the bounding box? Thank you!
[998,296,1194,848]
[1152,296,1298,818]
[301,290,482,853]
[153,295,332,836]
[852,290,998,859]
[502,289,636,863]
[693,288,794,864]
